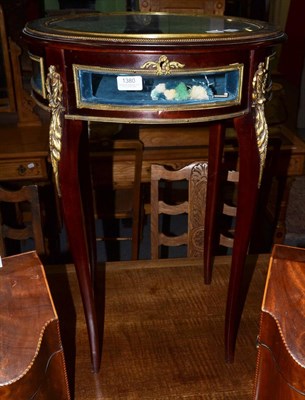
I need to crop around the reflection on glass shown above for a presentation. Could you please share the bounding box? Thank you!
[46,13,262,36]
[24,12,274,43]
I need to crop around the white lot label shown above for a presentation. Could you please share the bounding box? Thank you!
[117,76,143,91]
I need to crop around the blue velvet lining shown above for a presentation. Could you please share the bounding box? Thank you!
[78,69,240,107]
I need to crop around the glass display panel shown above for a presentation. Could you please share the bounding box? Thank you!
[25,12,276,41]
[29,54,46,98]
[73,64,243,110]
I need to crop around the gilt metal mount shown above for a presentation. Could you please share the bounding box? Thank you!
[252,56,272,187]
[141,55,185,75]
[46,65,64,196]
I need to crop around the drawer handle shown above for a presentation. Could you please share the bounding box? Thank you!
[141,55,185,75]
[17,165,27,175]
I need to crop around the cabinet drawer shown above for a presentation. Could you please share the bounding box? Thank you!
[0,158,48,181]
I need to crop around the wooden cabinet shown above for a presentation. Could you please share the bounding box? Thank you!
[254,244,305,399]
[0,251,70,399]
[0,124,49,182]
[0,157,48,181]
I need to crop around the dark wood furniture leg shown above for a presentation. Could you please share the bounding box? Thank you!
[204,122,226,284]
[59,119,100,372]
[78,123,97,282]
[225,113,260,362]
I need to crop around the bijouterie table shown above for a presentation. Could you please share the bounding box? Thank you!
[23,12,286,372]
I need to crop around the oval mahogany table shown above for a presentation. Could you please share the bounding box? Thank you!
[23,12,286,372]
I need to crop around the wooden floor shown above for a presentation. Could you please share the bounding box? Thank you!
[46,254,270,400]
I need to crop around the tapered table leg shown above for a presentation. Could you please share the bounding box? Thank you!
[225,113,260,362]
[59,119,100,372]
[204,122,226,284]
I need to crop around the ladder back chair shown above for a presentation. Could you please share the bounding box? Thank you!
[0,185,45,257]
[90,138,144,260]
[150,162,208,259]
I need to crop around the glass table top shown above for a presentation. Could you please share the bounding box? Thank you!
[24,12,285,44]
